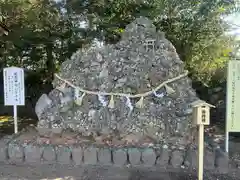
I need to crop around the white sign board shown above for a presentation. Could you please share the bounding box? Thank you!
[3,67,25,106]
[225,60,240,152]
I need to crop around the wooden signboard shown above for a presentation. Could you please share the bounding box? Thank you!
[226,60,240,152]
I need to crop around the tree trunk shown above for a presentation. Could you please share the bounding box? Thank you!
[45,42,55,82]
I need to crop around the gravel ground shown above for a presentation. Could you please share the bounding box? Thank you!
[0,163,239,180]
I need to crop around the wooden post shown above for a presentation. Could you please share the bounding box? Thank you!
[198,124,204,180]
[191,100,215,180]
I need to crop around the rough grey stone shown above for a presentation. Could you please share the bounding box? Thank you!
[24,145,43,163]
[56,146,72,164]
[98,148,112,165]
[84,147,98,165]
[37,127,52,137]
[170,150,184,168]
[141,148,156,166]
[42,146,56,162]
[51,127,63,134]
[8,143,24,163]
[35,94,52,119]
[35,17,200,147]
[128,148,141,165]
[59,95,74,113]
[113,149,127,166]
[72,146,83,165]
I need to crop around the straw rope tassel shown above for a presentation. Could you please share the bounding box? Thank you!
[136,96,144,108]
[108,95,115,108]
[165,84,175,94]
[75,92,86,106]
[54,71,188,98]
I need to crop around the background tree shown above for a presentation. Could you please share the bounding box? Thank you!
[0,0,238,123]
[0,0,237,85]
[65,0,236,84]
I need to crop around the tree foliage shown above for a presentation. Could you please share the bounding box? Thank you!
[0,0,238,85]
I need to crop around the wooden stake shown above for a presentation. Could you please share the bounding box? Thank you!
[198,124,204,180]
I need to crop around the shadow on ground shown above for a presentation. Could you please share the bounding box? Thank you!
[127,169,238,180]
[0,163,239,180]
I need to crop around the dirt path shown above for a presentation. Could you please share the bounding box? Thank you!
[0,163,239,180]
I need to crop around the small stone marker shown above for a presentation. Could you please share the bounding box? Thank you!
[184,148,197,168]
[98,148,112,165]
[8,143,24,163]
[113,148,127,166]
[56,146,71,164]
[141,148,156,166]
[72,146,83,165]
[157,147,169,166]
[128,148,141,165]
[170,150,184,168]
[42,146,56,162]
[0,138,8,162]
[84,147,98,165]
[24,145,43,163]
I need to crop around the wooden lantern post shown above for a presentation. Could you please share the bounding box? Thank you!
[191,100,215,180]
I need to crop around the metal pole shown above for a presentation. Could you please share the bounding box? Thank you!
[13,105,18,133]
[225,131,229,153]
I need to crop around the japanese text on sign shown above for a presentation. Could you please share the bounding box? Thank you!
[226,61,240,132]
[3,67,25,106]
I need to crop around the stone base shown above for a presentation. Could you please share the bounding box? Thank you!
[0,131,234,174]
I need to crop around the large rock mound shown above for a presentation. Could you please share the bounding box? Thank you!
[35,17,199,148]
